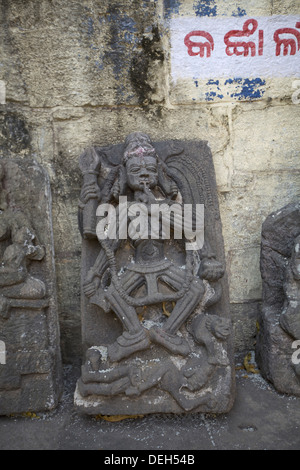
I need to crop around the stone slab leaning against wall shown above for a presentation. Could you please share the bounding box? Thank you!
[256,202,300,396]
[0,158,62,415]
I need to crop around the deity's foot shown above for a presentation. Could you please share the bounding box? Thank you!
[149,326,191,356]
[0,276,46,300]
[108,330,150,362]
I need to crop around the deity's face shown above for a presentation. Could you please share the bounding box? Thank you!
[125,155,158,191]
[211,317,231,341]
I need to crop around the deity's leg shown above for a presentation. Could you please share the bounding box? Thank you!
[0,275,46,299]
[162,277,204,335]
[105,271,150,361]
[150,268,205,356]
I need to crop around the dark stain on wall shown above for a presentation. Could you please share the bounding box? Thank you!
[0,113,31,154]
[129,25,164,107]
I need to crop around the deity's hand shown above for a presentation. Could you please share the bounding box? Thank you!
[80,181,101,204]
[145,184,157,201]
[83,277,100,297]
[134,184,157,205]
[27,244,45,261]
[198,258,225,282]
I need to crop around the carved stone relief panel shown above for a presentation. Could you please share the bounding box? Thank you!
[256,202,300,396]
[0,159,62,414]
[75,133,235,415]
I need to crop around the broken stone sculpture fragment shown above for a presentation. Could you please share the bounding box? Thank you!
[0,159,62,414]
[256,202,300,396]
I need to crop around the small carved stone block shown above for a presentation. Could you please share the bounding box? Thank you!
[75,133,235,415]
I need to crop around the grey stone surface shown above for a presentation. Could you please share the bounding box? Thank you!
[256,202,300,396]
[75,134,235,415]
[0,158,62,414]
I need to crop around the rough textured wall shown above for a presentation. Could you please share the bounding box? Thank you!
[0,0,299,361]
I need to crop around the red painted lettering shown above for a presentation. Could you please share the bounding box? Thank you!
[184,30,214,58]
[273,22,300,56]
[224,19,263,57]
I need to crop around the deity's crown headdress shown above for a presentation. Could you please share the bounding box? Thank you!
[123,132,156,163]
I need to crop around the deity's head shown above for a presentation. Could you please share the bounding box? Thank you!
[182,356,213,391]
[206,316,231,341]
[123,132,158,191]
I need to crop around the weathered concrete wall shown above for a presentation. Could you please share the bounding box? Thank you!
[0,0,299,360]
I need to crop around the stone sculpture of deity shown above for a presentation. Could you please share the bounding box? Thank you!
[75,132,235,415]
